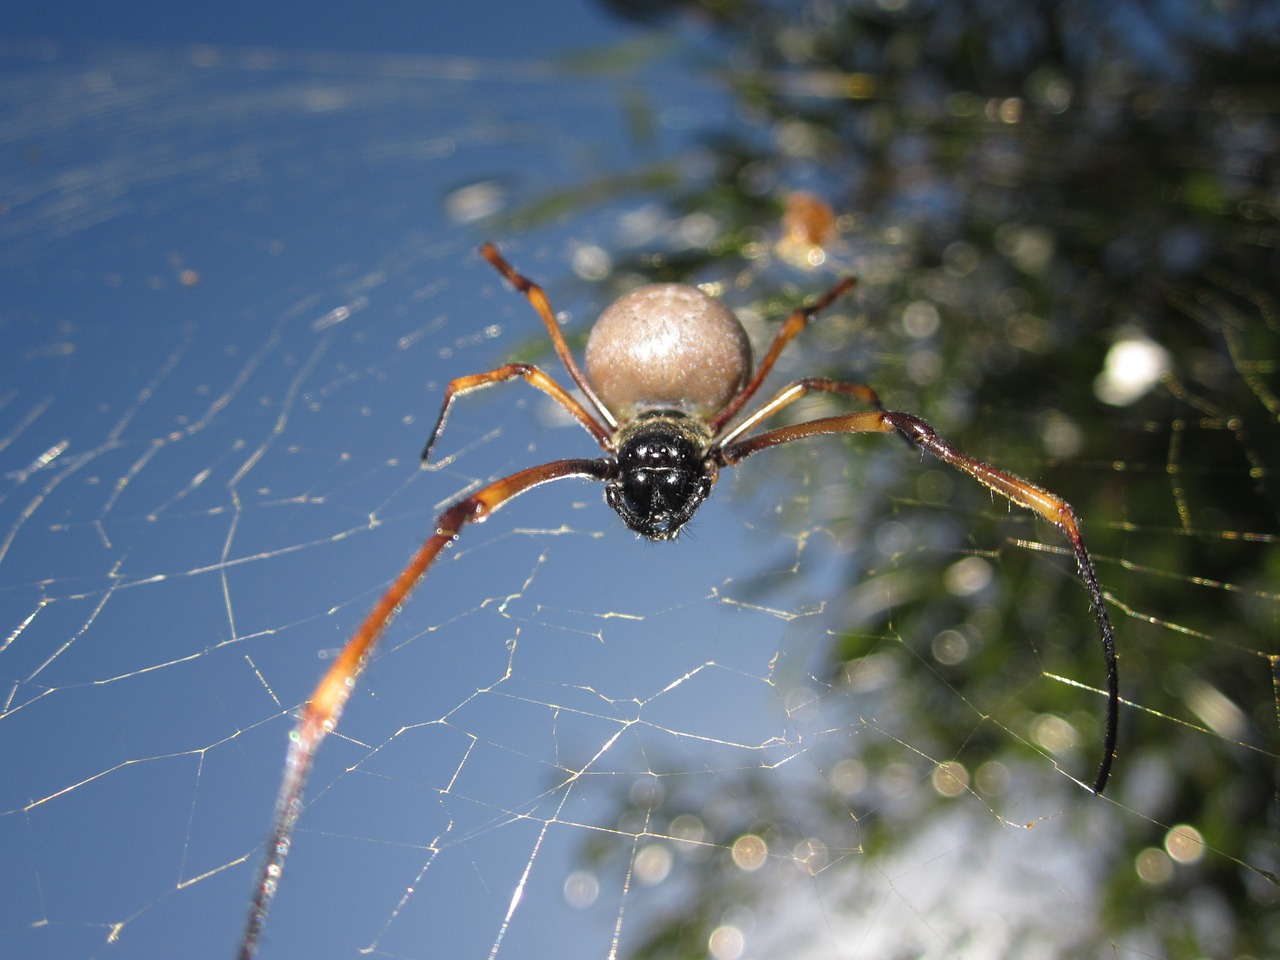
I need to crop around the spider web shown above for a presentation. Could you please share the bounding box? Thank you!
[1,37,1276,960]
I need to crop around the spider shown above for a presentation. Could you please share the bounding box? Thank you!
[238,243,1119,958]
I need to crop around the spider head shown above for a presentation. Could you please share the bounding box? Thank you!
[606,412,715,541]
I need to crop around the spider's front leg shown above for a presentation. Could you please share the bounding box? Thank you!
[714,376,883,447]
[881,410,1119,790]
[238,457,614,960]
[719,407,1118,794]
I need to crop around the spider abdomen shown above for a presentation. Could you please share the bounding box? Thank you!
[585,284,752,420]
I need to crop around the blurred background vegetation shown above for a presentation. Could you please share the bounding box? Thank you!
[543,1,1280,956]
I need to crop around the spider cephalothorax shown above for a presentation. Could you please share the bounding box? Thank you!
[606,410,716,540]
[239,242,1120,959]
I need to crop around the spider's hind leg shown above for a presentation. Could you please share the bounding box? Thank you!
[480,242,617,429]
[422,362,611,463]
[710,276,858,432]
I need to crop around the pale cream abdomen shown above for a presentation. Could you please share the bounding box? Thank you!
[584,283,753,419]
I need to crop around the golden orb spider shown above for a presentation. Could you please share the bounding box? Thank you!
[238,242,1118,958]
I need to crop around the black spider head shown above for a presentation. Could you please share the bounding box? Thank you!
[606,412,714,541]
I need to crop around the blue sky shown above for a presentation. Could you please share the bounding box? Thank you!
[0,10,774,960]
[2,0,634,58]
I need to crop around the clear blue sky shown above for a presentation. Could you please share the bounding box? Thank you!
[0,8,758,960]
[1,0,634,58]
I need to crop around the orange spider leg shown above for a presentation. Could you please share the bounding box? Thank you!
[480,242,617,430]
[421,362,612,463]
[720,408,1118,795]
[239,456,613,960]
[709,276,857,433]
[715,376,883,448]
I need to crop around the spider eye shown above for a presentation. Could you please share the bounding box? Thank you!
[607,415,712,541]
